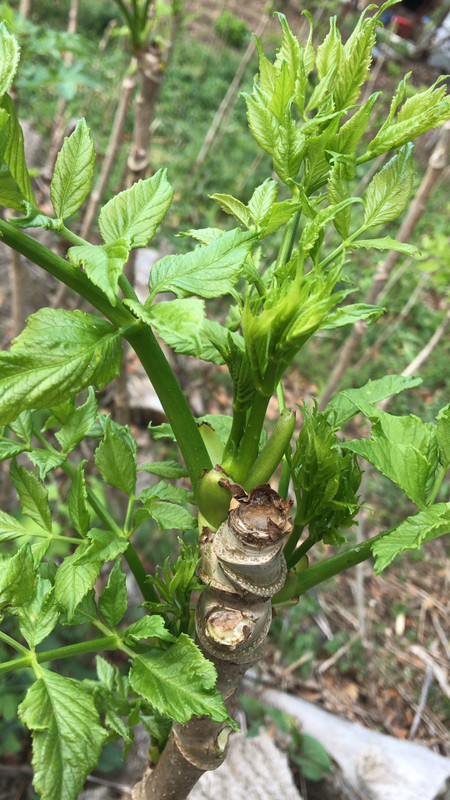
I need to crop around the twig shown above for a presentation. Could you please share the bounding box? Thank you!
[410,645,450,700]
[431,610,450,661]
[318,631,361,674]
[408,664,433,740]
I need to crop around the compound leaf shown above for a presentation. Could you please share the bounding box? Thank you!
[372,503,450,573]
[50,119,95,220]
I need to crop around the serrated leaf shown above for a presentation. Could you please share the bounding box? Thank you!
[341,402,438,508]
[210,193,250,227]
[54,529,128,618]
[18,576,59,648]
[0,508,30,542]
[138,460,189,479]
[0,544,35,608]
[328,161,352,239]
[242,90,278,155]
[9,410,33,445]
[248,179,278,226]
[125,298,223,364]
[149,229,255,300]
[0,94,34,205]
[273,117,306,183]
[333,12,377,110]
[19,671,107,800]
[10,460,52,531]
[316,16,342,81]
[68,461,90,536]
[0,23,20,96]
[0,309,122,426]
[123,615,176,645]
[94,417,137,495]
[27,449,65,479]
[0,439,26,460]
[129,634,233,725]
[68,240,129,306]
[364,144,414,228]
[436,404,450,467]
[95,655,115,690]
[326,375,422,428]
[274,13,301,84]
[263,198,301,235]
[139,481,194,505]
[55,387,98,456]
[351,237,418,256]
[372,503,450,573]
[98,558,127,628]
[50,119,95,220]
[135,499,197,531]
[333,92,379,156]
[98,170,173,249]
[269,60,294,122]
[323,303,384,329]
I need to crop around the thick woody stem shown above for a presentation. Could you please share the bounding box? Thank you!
[132,485,293,800]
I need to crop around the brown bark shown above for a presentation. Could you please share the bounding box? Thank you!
[19,0,33,17]
[318,121,450,412]
[132,484,293,800]
[126,48,164,185]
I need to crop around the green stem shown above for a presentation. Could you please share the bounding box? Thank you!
[229,391,271,483]
[118,272,140,301]
[59,225,86,247]
[283,523,306,564]
[0,636,117,676]
[274,531,387,602]
[426,463,448,506]
[276,382,291,499]
[275,210,301,274]
[0,220,211,488]
[286,530,316,569]
[245,408,295,490]
[123,543,158,603]
[0,630,29,656]
[222,407,247,466]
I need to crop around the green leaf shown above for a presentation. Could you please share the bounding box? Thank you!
[98,170,173,249]
[55,387,98,457]
[0,309,122,426]
[323,303,384,329]
[98,558,127,628]
[273,117,306,183]
[333,11,377,110]
[363,144,414,228]
[328,161,352,239]
[316,17,342,81]
[0,544,35,609]
[138,460,189,479]
[50,119,95,220]
[123,616,176,645]
[341,406,437,507]
[0,508,31,542]
[0,94,34,205]
[0,23,20,96]
[148,229,256,300]
[210,193,250,227]
[129,634,233,725]
[269,60,294,122]
[54,529,128,618]
[372,503,450,573]
[350,237,418,256]
[68,240,129,306]
[248,179,278,225]
[139,481,194,505]
[136,499,197,531]
[436,404,450,467]
[333,92,379,156]
[27,449,65,479]
[325,375,422,428]
[19,670,107,800]
[68,462,90,537]
[293,733,332,781]
[10,460,52,531]
[9,410,33,445]
[18,576,59,648]
[242,90,278,155]
[0,439,26,460]
[94,417,137,496]
[125,298,223,364]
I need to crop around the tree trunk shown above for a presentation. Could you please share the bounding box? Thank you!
[19,0,33,17]
[318,120,450,412]
[132,484,293,800]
